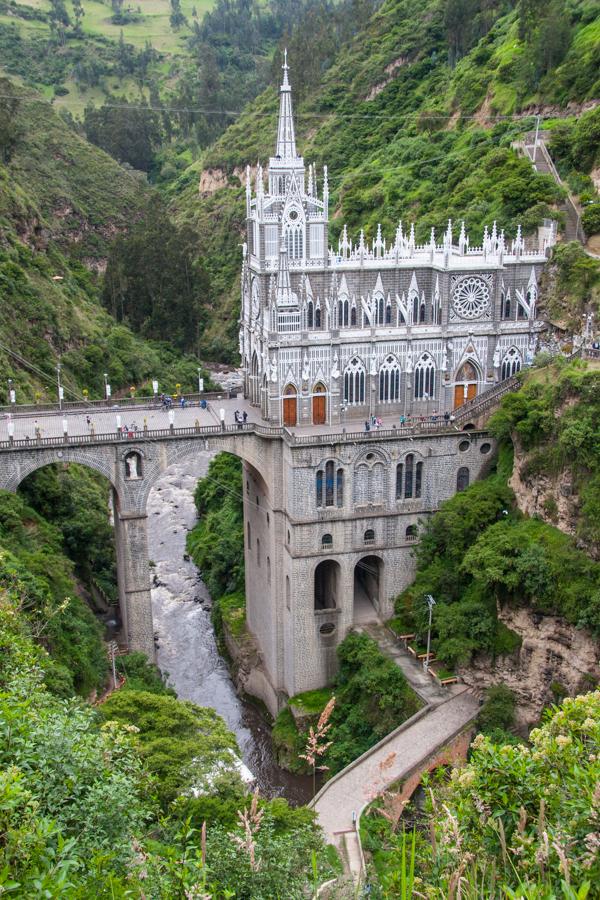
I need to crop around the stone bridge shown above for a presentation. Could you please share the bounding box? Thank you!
[0,382,515,711]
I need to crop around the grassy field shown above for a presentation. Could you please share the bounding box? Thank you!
[1,0,215,115]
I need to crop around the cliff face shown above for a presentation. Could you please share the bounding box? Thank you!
[461,604,599,731]
[510,441,583,545]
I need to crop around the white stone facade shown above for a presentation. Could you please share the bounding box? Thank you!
[239,59,554,428]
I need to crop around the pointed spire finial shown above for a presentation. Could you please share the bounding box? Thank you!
[275,48,297,159]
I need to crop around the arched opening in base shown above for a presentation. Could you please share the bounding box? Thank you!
[314,559,340,610]
[353,555,382,624]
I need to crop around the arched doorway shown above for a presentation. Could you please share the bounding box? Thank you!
[283,384,297,427]
[453,361,479,409]
[353,555,382,623]
[314,559,340,610]
[312,382,327,425]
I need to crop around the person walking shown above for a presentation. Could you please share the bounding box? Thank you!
[242,410,248,424]
[364,420,370,432]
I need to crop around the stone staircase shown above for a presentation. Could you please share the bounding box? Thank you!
[515,134,584,243]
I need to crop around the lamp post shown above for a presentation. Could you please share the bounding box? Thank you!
[424,594,436,673]
[197,367,204,395]
[104,373,111,401]
[57,363,63,410]
[7,378,15,406]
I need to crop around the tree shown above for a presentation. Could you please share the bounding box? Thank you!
[102,198,211,353]
[170,0,187,29]
[72,0,84,35]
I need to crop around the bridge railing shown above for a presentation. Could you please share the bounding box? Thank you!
[0,390,240,417]
[452,375,521,422]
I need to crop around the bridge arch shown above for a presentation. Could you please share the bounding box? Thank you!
[4,446,120,499]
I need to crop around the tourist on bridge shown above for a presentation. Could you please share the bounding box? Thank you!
[242,410,248,424]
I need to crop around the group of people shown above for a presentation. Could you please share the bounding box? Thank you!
[364,411,456,432]
[234,409,249,425]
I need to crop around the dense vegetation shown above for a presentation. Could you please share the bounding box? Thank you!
[274,631,422,777]
[0,473,333,897]
[0,489,107,694]
[490,358,600,548]
[172,0,600,355]
[0,78,217,395]
[187,452,244,600]
[362,691,600,897]
[394,377,600,669]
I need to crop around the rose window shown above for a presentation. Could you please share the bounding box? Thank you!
[452,277,490,319]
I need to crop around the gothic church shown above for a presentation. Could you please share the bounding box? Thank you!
[239,55,554,427]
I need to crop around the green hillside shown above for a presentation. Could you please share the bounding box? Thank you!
[0,77,212,399]
[171,0,600,357]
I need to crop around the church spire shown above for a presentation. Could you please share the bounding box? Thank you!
[275,49,297,161]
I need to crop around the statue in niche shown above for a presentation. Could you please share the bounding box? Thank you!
[125,453,141,480]
[270,356,278,382]
[405,350,413,374]
[302,353,310,382]
[331,352,340,379]
[441,346,448,372]
[493,346,501,369]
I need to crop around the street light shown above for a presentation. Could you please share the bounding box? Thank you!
[197,367,204,395]
[7,378,15,405]
[104,373,111,401]
[423,594,436,673]
[57,363,63,410]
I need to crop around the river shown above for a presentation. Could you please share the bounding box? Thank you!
[147,454,312,805]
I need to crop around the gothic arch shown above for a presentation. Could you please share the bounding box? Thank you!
[379,354,401,402]
[343,356,366,405]
[501,347,522,381]
[414,353,436,399]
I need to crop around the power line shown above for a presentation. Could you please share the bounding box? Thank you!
[0,89,587,123]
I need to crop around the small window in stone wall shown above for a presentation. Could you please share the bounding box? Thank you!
[267,512,270,526]
[256,537,261,565]
[395,463,403,499]
[267,556,271,585]
[459,439,470,451]
[406,524,418,541]
[320,622,335,635]
[364,528,375,544]
[287,529,291,544]
[322,533,333,548]
[415,461,423,498]
[457,467,470,491]
[480,442,491,454]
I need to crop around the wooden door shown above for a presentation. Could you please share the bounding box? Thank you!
[466,383,477,402]
[283,385,297,427]
[312,384,327,425]
[453,385,465,409]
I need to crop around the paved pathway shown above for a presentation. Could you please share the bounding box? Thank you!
[312,691,479,871]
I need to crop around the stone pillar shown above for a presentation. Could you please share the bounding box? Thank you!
[113,497,154,658]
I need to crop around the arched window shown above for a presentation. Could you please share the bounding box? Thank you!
[350,304,357,326]
[344,357,366,404]
[419,302,426,324]
[247,521,251,550]
[317,461,343,507]
[385,302,392,325]
[336,468,344,507]
[405,454,414,498]
[338,297,349,327]
[412,294,419,323]
[364,528,375,544]
[315,305,322,328]
[406,524,418,541]
[307,301,314,328]
[395,463,404,499]
[414,354,435,399]
[285,224,304,259]
[415,461,423,498]
[501,347,522,381]
[325,460,335,506]
[517,302,527,320]
[354,463,369,505]
[457,467,470,491]
[321,533,333,548]
[316,469,323,507]
[504,294,511,319]
[374,294,384,325]
[379,355,401,402]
